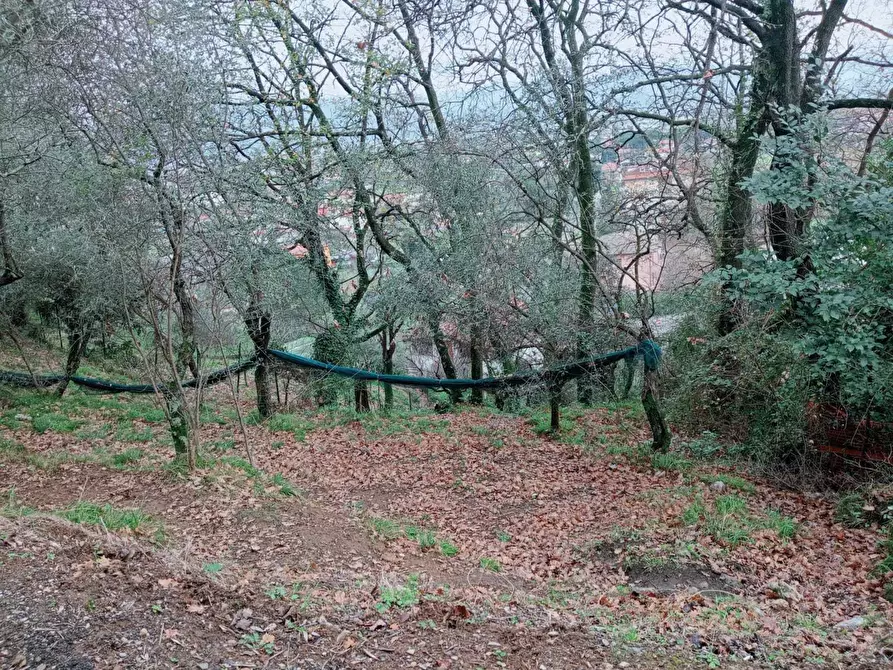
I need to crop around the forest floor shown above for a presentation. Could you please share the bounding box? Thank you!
[0,359,891,668]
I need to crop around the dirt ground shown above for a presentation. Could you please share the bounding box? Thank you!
[0,386,891,669]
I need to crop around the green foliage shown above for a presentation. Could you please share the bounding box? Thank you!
[683,492,798,546]
[266,413,305,434]
[239,632,274,654]
[124,406,167,423]
[1,489,34,517]
[0,437,25,457]
[265,584,289,600]
[836,491,871,528]
[218,456,261,478]
[683,431,723,458]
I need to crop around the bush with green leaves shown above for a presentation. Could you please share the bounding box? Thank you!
[667,120,893,462]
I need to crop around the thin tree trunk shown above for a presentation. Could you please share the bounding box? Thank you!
[245,283,273,419]
[354,381,371,412]
[469,322,484,405]
[429,314,462,404]
[0,198,22,288]
[620,356,635,400]
[380,326,396,409]
[642,367,671,452]
[550,385,562,433]
[57,326,91,397]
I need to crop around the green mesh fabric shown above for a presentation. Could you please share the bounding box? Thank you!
[0,358,259,394]
[0,341,661,394]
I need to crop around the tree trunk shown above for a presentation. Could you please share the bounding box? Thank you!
[550,385,562,433]
[57,325,91,397]
[429,314,462,404]
[0,198,23,289]
[380,326,396,409]
[469,322,484,405]
[354,381,371,412]
[642,367,671,452]
[245,288,273,419]
[620,356,635,400]
[165,389,197,468]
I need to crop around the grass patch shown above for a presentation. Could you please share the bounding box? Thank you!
[203,562,224,575]
[376,574,419,612]
[115,421,154,443]
[683,493,796,547]
[218,456,261,478]
[267,413,308,435]
[405,525,437,549]
[0,437,25,457]
[1,489,34,518]
[32,412,82,434]
[524,404,585,435]
[439,539,458,557]
[112,448,144,468]
[75,423,113,440]
[124,406,167,423]
[836,491,870,528]
[682,494,752,547]
[271,473,299,497]
[60,501,154,534]
[368,517,403,540]
[479,557,501,572]
[700,473,756,494]
[650,451,692,472]
[767,509,797,540]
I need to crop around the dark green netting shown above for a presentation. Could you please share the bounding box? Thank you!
[268,340,661,390]
[0,340,661,395]
[0,358,259,394]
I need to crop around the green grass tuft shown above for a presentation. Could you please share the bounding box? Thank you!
[61,501,153,533]
[32,412,81,434]
[439,539,458,557]
[376,574,419,612]
[767,509,797,540]
[479,557,501,572]
[405,525,437,549]
[368,517,403,540]
[272,472,299,497]
[650,451,692,472]
[112,448,144,467]
[700,473,756,494]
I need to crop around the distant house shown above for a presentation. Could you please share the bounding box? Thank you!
[598,229,712,292]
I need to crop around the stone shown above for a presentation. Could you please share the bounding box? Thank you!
[835,616,867,630]
[710,480,726,492]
